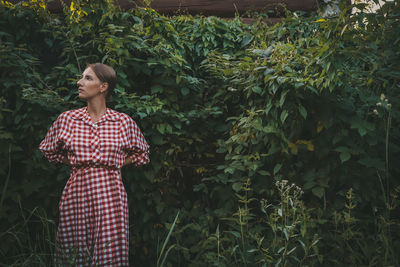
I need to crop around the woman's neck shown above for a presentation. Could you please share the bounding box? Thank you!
[87,98,107,123]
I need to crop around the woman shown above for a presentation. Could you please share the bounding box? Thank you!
[39,63,149,266]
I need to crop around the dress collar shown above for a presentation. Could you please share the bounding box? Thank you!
[71,107,119,123]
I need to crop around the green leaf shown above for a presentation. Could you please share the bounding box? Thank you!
[232,182,242,192]
[181,87,190,95]
[335,146,349,153]
[151,85,163,94]
[298,104,307,119]
[287,247,297,255]
[279,90,288,107]
[264,68,275,76]
[156,203,165,214]
[157,124,165,134]
[312,186,325,198]
[283,228,289,240]
[339,152,351,162]
[241,35,253,47]
[358,157,385,170]
[224,167,235,174]
[157,211,180,267]
[166,124,173,134]
[228,231,241,238]
[273,164,282,175]
[252,86,262,94]
[358,127,367,137]
[278,208,282,217]
[257,170,271,176]
[298,240,306,252]
[280,110,288,123]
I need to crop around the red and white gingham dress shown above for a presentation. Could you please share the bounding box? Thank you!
[39,107,149,266]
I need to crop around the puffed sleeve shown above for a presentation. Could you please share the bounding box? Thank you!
[122,116,150,166]
[39,113,68,164]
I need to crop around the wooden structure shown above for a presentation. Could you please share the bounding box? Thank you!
[12,0,319,21]
[124,0,318,17]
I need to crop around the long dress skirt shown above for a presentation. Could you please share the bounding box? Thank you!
[56,167,129,266]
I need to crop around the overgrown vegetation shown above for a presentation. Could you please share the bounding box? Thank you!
[0,0,399,266]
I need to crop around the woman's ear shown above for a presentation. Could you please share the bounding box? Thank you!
[101,82,109,93]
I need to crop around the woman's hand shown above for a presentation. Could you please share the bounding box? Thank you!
[123,156,133,166]
[62,157,70,166]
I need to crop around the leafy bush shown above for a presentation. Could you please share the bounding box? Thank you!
[0,0,399,265]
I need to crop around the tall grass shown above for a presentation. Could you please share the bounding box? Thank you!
[0,205,56,267]
[1,179,399,266]
[175,177,400,266]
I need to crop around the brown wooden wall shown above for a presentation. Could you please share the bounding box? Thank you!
[134,0,317,17]
[12,0,318,17]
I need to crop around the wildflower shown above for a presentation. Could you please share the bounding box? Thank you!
[315,18,327,23]
[345,188,356,210]
[380,93,385,100]
[1,0,15,7]
[373,109,379,115]
[260,199,269,212]
[376,102,381,106]
[317,121,324,133]
[387,103,392,108]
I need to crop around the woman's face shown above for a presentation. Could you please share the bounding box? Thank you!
[77,67,107,100]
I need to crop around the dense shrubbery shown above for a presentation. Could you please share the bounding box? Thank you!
[0,0,399,266]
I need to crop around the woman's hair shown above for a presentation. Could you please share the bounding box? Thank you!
[86,63,116,99]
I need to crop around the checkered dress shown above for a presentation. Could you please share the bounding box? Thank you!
[39,107,149,266]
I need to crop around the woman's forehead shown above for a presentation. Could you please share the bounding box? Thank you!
[83,67,95,76]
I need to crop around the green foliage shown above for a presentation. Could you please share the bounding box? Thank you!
[0,0,399,266]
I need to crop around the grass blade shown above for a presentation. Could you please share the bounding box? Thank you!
[157,210,179,267]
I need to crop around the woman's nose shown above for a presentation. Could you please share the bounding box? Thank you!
[77,79,82,86]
